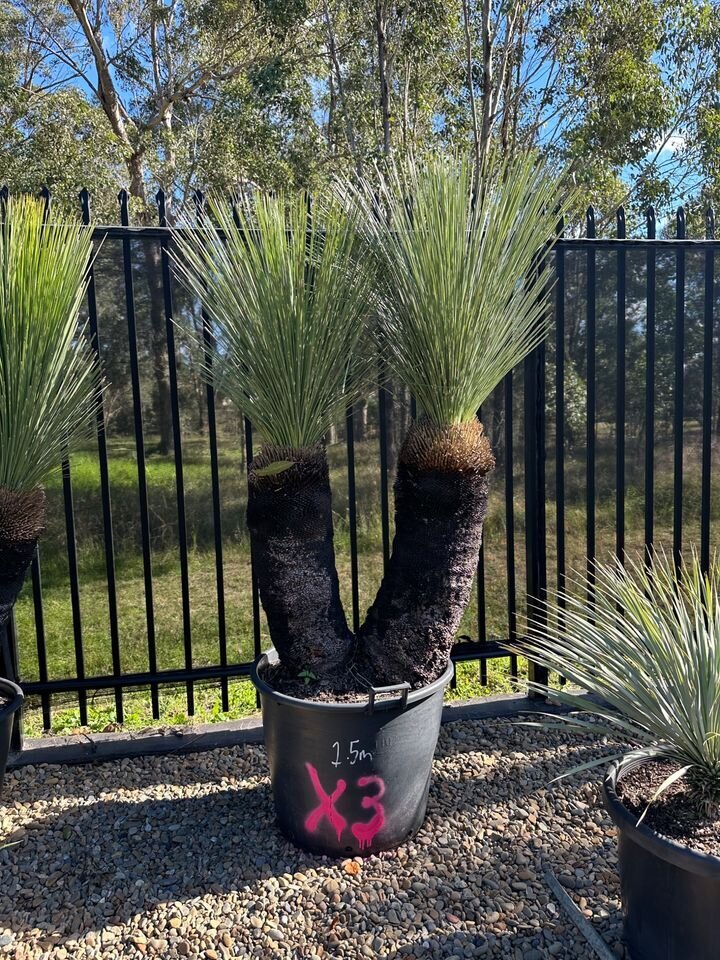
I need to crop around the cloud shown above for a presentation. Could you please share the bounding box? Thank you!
[654,134,686,154]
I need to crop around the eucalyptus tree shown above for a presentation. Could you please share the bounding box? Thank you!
[341,152,574,687]
[0,196,100,630]
[171,191,375,677]
[5,0,321,452]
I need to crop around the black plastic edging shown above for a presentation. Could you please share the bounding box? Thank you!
[6,693,573,770]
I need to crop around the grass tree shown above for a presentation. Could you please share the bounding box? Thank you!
[512,550,720,817]
[172,192,375,678]
[341,153,573,687]
[0,196,100,633]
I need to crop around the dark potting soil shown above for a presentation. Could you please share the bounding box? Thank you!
[261,661,423,706]
[617,761,720,858]
[262,662,370,703]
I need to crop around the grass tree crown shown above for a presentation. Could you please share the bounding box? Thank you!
[0,194,101,629]
[0,195,100,494]
[171,191,373,677]
[171,191,376,453]
[339,151,573,427]
[511,551,720,817]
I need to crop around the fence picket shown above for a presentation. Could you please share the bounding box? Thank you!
[701,209,715,573]
[80,187,123,722]
[118,189,159,718]
[673,207,686,569]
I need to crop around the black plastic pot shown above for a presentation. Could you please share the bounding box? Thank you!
[603,755,720,960]
[0,677,23,795]
[251,652,453,857]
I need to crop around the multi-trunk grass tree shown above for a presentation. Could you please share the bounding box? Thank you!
[0,196,100,633]
[341,153,573,687]
[175,156,571,691]
[172,192,375,679]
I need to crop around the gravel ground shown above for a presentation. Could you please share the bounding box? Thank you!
[0,718,626,960]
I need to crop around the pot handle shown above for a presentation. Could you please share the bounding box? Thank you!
[367,681,411,715]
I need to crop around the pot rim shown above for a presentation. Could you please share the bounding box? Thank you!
[251,650,454,714]
[603,752,720,879]
[0,676,24,722]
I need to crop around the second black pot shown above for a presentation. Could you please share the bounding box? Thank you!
[252,653,453,857]
[603,755,720,960]
[0,677,23,795]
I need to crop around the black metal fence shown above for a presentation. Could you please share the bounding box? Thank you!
[1,190,719,755]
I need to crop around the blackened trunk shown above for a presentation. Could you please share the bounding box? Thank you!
[0,488,45,630]
[247,446,353,678]
[355,421,494,688]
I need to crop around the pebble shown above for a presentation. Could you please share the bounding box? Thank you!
[0,719,627,958]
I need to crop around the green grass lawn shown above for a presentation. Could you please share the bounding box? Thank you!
[12,421,720,737]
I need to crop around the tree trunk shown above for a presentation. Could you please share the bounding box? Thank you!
[328,70,336,150]
[479,0,494,163]
[356,402,368,441]
[324,0,363,172]
[376,0,392,156]
[247,446,353,677]
[0,489,45,629]
[461,0,481,183]
[499,36,514,154]
[195,385,205,434]
[491,384,504,467]
[126,149,174,456]
[399,385,410,440]
[382,379,397,460]
[142,238,173,455]
[354,420,494,688]
[128,150,146,202]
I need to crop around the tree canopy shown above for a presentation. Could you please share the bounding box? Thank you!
[0,0,718,221]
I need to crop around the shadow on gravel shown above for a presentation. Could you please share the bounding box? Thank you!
[0,764,627,955]
[386,922,627,960]
[0,781,298,939]
[4,741,268,803]
[0,729,622,952]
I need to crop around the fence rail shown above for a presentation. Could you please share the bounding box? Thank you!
[1,189,718,756]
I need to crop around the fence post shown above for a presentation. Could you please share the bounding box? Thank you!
[524,263,549,692]
[701,207,715,573]
[673,207,686,571]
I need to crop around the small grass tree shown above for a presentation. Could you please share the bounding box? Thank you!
[512,551,720,817]
[0,196,100,632]
[172,192,375,678]
[341,153,573,686]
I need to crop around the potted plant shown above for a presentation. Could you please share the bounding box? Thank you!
[510,551,720,960]
[174,155,571,856]
[0,195,101,791]
[0,679,23,796]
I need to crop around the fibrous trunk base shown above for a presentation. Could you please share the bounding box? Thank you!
[355,420,493,688]
[247,445,352,678]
